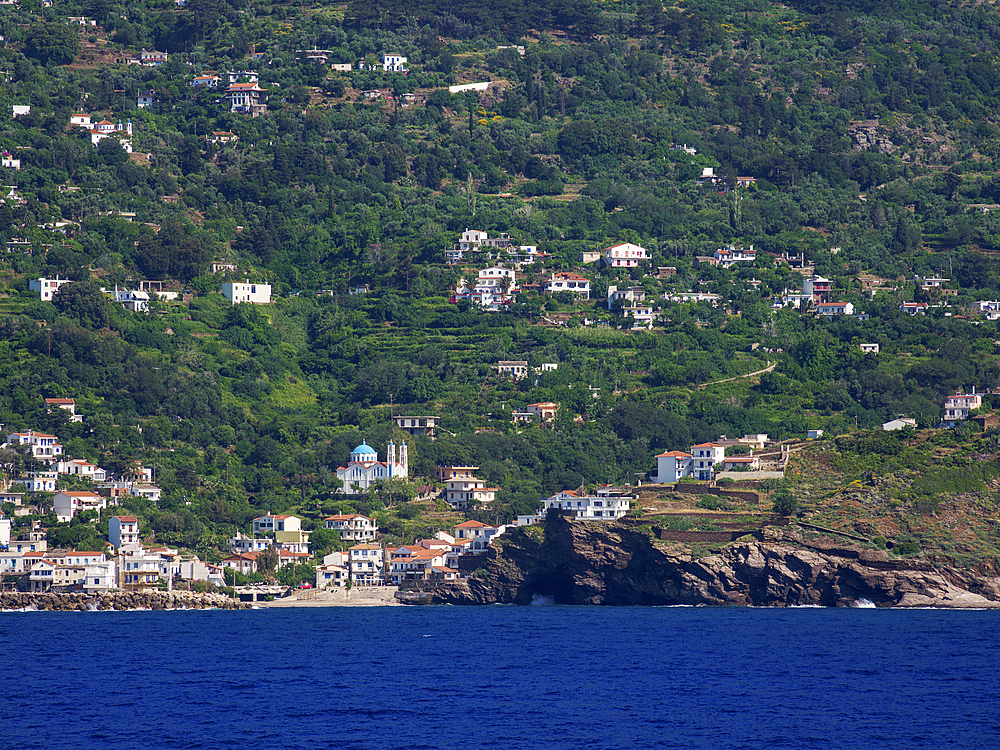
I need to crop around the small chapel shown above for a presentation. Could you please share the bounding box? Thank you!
[336,439,408,493]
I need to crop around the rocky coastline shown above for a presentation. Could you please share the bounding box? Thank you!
[0,591,252,611]
[396,512,1000,608]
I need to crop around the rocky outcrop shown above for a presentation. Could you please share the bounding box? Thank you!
[396,513,1000,608]
[0,591,252,611]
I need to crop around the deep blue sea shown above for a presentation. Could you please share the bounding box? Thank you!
[2,605,998,750]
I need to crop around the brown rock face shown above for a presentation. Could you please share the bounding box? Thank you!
[397,513,1000,608]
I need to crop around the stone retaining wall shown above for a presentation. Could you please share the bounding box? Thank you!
[0,591,251,611]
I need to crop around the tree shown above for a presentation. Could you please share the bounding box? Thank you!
[52,280,111,328]
[25,24,80,65]
[772,488,798,516]
[257,546,279,575]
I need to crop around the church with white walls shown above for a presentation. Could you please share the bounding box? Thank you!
[336,440,408,494]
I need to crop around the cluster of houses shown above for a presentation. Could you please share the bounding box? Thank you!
[0,399,163,516]
[27,276,271,309]
[0,515,223,593]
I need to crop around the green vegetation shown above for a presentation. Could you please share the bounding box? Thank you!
[2,0,1000,569]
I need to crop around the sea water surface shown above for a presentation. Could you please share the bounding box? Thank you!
[2,605,998,750]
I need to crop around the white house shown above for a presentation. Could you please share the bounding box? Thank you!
[0,513,11,547]
[608,286,646,306]
[603,242,649,268]
[452,520,507,552]
[228,534,272,554]
[137,90,157,108]
[526,402,558,421]
[1,152,20,170]
[13,471,57,492]
[942,390,983,427]
[815,301,854,317]
[316,551,349,587]
[252,513,301,535]
[348,543,384,585]
[109,516,140,548]
[654,450,693,483]
[129,484,162,502]
[860,343,880,354]
[324,514,378,542]
[223,82,267,114]
[29,277,72,301]
[336,440,408,494]
[56,459,107,481]
[883,417,917,431]
[53,491,106,522]
[89,120,134,153]
[7,430,63,461]
[624,304,657,329]
[900,301,928,315]
[221,280,271,304]
[444,469,497,509]
[107,287,150,312]
[381,53,408,72]
[496,360,529,379]
[45,397,83,423]
[545,273,590,299]
[140,49,169,66]
[690,443,726,480]
[713,245,756,268]
[393,416,439,436]
[520,490,631,524]
[802,275,833,303]
[192,75,221,88]
[120,553,161,587]
[70,113,92,128]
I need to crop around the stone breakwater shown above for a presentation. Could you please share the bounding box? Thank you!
[0,591,252,611]
[396,513,1000,608]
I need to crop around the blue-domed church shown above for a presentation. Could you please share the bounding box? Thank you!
[335,440,408,493]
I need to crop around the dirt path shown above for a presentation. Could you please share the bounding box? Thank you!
[696,362,775,388]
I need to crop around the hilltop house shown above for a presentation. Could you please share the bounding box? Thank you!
[545,273,591,299]
[393,415,439,436]
[45,398,83,423]
[713,245,756,269]
[942,390,983,428]
[336,440,408,494]
[654,443,727,482]
[221,280,271,304]
[223,82,267,115]
[802,275,833,304]
[603,242,649,268]
[496,360,529,380]
[29,277,72,301]
[442,466,497,509]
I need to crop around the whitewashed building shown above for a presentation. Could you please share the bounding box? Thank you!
[221,280,271,304]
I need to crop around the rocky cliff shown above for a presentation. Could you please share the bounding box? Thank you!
[397,513,1000,608]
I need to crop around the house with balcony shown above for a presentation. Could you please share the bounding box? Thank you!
[901,301,928,315]
[223,82,267,115]
[393,415,439,436]
[942,390,983,428]
[802,275,833,304]
[56,459,106,482]
[713,245,756,269]
[324,514,378,542]
[222,551,259,576]
[109,516,140,548]
[689,443,726,480]
[443,467,497,509]
[603,242,649,269]
[348,543,385,585]
[518,490,631,525]
[624,304,657,329]
[252,513,301,535]
[53,491,106,522]
[228,534,272,554]
[654,450,693,483]
[7,430,63,462]
[545,273,590,299]
[140,49,168,66]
